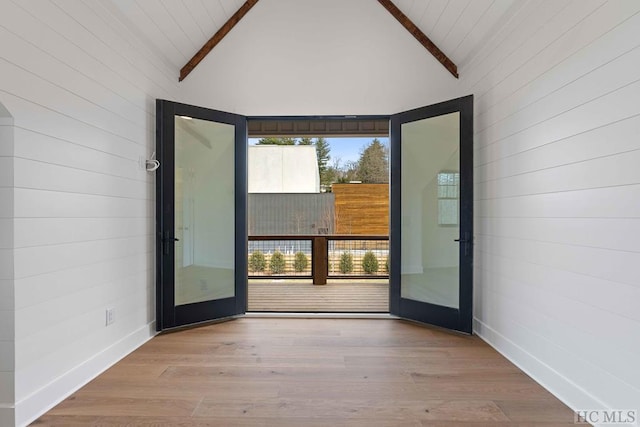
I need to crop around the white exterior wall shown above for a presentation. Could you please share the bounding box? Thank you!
[0,1,181,425]
[463,0,640,416]
[248,145,320,193]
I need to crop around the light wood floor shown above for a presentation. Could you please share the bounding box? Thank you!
[248,279,389,312]
[32,318,576,426]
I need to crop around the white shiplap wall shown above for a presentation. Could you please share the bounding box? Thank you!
[463,0,640,415]
[0,103,15,427]
[0,0,180,425]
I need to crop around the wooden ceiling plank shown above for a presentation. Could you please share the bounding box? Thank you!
[377,0,459,78]
[179,0,259,82]
[247,119,389,137]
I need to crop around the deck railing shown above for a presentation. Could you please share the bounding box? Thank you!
[248,235,389,285]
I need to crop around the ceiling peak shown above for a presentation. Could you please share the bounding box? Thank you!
[377,0,458,78]
[179,0,459,82]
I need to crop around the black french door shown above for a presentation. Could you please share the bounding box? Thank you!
[390,95,474,333]
[156,100,247,331]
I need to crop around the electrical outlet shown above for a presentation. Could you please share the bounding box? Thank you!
[106,308,115,326]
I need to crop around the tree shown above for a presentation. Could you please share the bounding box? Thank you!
[294,251,308,272]
[339,252,354,274]
[357,138,389,183]
[298,137,314,145]
[339,160,360,183]
[249,251,266,273]
[257,137,297,145]
[323,157,343,189]
[362,251,379,274]
[269,251,286,274]
[314,137,332,188]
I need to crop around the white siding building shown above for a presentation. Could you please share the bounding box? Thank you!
[248,145,320,193]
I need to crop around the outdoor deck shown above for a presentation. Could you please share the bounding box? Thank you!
[248,279,389,312]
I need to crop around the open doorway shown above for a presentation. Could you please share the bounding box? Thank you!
[246,118,390,312]
[155,97,472,332]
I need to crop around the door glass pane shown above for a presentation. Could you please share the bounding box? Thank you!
[174,116,235,306]
[401,112,460,308]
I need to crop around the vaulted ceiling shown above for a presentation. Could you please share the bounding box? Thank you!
[105,0,519,81]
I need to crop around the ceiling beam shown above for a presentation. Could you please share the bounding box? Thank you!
[179,0,259,82]
[377,0,458,78]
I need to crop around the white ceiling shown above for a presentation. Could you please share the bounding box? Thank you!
[391,0,518,66]
[105,0,519,78]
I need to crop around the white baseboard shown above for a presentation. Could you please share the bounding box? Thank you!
[15,321,157,427]
[473,318,607,418]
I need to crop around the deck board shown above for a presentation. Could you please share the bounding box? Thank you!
[248,279,389,312]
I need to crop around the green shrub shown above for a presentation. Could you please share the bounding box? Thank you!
[269,250,286,274]
[384,256,389,274]
[362,251,379,274]
[293,251,308,272]
[339,252,354,274]
[249,251,266,272]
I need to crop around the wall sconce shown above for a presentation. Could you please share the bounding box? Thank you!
[145,151,160,172]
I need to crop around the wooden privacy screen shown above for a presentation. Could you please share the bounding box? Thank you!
[332,184,389,235]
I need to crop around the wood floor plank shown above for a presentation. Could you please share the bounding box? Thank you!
[193,397,510,422]
[495,399,580,423]
[96,363,169,380]
[75,379,280,400]
[345,356,522,372]
[31,318,576,426]
[414,381,557,401]
[46,395,201,417]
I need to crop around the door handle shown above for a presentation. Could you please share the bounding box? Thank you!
[454,233,472,257]
[162,231,180,254]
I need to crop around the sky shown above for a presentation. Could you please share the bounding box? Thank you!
[248,137,389,165]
